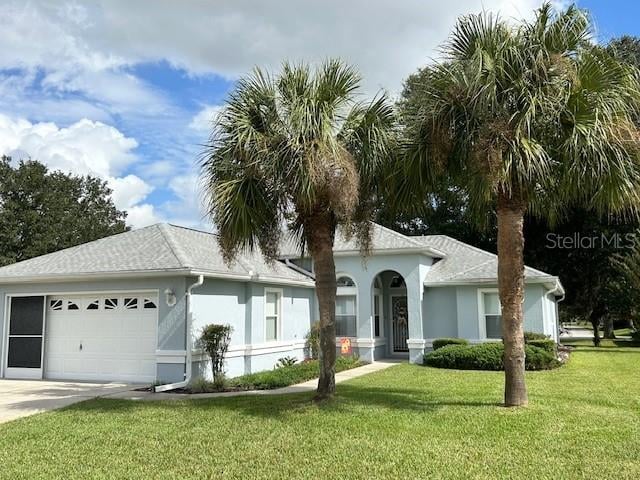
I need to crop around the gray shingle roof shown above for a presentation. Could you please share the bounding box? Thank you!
[0,224,312,284]
[279,223,445,257]
[413,235,557,285]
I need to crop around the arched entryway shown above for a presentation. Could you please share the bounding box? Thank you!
[372,270,408,356]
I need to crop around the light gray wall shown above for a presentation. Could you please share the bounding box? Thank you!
[190,278,247,347]
[423,286,457,338]
[423,283,549,342]
[190,279,315,379]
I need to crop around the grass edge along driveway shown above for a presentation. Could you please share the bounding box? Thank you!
[0,346,638,480]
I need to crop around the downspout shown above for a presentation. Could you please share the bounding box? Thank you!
[154,274,204,393]
[547,280,565,344]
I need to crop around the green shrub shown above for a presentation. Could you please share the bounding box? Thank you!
[432,338,470,350]
[230,356,362,390]
[527,338,556,354]
[198,324,233,382]
[631,330,640,341]
[524,331,548,342]
[188,377,211,393]
[423,342,560,371]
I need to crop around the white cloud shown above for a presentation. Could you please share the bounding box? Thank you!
[0,0,542,98]
[109,174,153,209]
[189,105,223,133]
[125,204,161,229]
[0,113,159,228]
[0,114,137,177]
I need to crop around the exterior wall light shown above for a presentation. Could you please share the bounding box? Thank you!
[164,288,177,307]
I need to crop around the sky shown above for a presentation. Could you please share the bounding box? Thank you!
[0,0,636,230]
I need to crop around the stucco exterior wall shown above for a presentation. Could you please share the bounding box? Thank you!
[422,283,553,346]
[423,286,457,338]
[189,280,314,379]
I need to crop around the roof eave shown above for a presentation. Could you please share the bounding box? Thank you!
[424,276,561,288]
[0,268,315,288]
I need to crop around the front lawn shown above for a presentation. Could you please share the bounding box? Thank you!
[0,347,638,479]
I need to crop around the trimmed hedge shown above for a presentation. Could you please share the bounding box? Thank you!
[432,338,470,350]
[524,331,548,342]
[527,338,556,354]
[423,342,560,371]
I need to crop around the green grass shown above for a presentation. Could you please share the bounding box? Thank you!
[1,347,639,479]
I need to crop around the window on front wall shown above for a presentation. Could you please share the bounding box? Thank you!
[482,292,502,339]
[374,294,381,337]
[265,290,281,341]
[335,295,357,337]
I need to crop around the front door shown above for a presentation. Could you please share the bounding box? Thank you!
[5,296,46,379]
[391,296,409,352]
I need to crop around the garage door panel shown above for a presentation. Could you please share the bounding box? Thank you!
[44,294,159,383]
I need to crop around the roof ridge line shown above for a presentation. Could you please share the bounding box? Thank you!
[372,222,426,247]
[158,224,192,269]
[440,257,496,282]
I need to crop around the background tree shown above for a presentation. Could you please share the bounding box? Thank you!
[399,4,640,406]
[385,33,640,347]
[201,60,395,399]
[0,156,128,266]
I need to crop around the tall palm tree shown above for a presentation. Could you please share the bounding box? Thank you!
[400,3,640,406]
[201,60,395,399]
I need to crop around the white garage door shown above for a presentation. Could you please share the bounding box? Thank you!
[44,294,158,383]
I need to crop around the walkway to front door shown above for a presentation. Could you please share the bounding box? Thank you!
[392,295,409,352]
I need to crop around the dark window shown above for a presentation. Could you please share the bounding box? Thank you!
[7,337,42,368]
[9,297,44,336]
[87,300,99,310]
[67,301,79,311]
[49,299,63,311]
[143,299,157,309]
[124,298,138,309]
[105,298,118,310]
[336,276,355,287]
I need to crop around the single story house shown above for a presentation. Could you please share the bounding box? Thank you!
[0,223,563,389]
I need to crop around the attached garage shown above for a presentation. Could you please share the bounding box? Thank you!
[4,293,159,383]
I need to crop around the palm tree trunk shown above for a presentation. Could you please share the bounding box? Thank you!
[497,195,528,407]
[306,213,337,400]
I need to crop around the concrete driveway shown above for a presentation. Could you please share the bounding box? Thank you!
[0,379,135,424]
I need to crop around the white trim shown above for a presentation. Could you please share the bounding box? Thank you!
[425,276,562,291]
[406,338,426,349]
[192,341,306,361]
[477,288,501,340]
[264,287,283,342]
[1,294,9,376]
[0,269,315,288]
[333,338,386,348]
[279,246,447,259]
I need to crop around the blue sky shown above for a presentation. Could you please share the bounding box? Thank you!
[0,1,634,229]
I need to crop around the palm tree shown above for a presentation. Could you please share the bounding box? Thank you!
[400,3,640,406]
[201,60,395,399]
